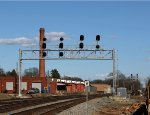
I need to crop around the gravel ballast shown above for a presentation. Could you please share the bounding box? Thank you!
[57,97,134,115]
[57,97,98,115]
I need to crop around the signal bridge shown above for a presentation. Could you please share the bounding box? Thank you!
[18,28,117,97]
[19,46,113,61]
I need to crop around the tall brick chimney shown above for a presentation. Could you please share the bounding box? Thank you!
[39,28,45,77]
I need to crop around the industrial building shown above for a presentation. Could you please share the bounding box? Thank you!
[0,76,85,94]
[91,83,111,94]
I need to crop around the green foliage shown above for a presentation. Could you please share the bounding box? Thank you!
[0,68,18,77]
[0,68,5,76]
[6,69,17,77]
[51,69,60,78]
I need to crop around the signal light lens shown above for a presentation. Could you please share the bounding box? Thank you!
[96,35,100,41]
[96,45,100,49]
[59,43,63,49]
[80,35,84,41]
[79,43,84,49]
[43,38,47,41]
[59,52,63,57]
[42,51,47,57]
[60,37,64,41]
[42,43,46,49]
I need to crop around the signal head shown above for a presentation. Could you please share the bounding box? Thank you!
[59,52,63,57]
[96,35,100,41]
[60,37,64,41]
[96,45,100,49]
[42,51,47,57]
[80,35,84,41]
[43,37,47,41]
[59,43,63,49]
[42,43,46,49]
[79,42,84,49]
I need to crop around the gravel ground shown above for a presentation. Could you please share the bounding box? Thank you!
[57,97,136,115]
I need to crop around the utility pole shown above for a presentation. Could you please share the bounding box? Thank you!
[85,80,89,115]
[113,49,116,95]
[18,49,22,97]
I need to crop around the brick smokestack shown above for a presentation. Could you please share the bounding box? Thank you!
[39,28,45,77]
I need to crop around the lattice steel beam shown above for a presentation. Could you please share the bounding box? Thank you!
[19,48,114,61]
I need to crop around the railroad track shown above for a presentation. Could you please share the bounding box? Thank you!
[0,94,107,115]
[0,95,84,113]
[0,97,56,113]
[12,98,86,115]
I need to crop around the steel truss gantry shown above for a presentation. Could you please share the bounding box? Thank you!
[18,45,116,96]
[20,49,113,60]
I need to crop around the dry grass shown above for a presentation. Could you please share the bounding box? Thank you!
[0,93,16,100]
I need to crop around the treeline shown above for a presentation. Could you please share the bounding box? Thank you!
[92,73,141,95]
[91,71,141,89]
[0,68,17,77]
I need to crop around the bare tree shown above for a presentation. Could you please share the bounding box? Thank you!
[24,67,39,77]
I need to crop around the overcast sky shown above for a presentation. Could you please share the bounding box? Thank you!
[0,1,150,82]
